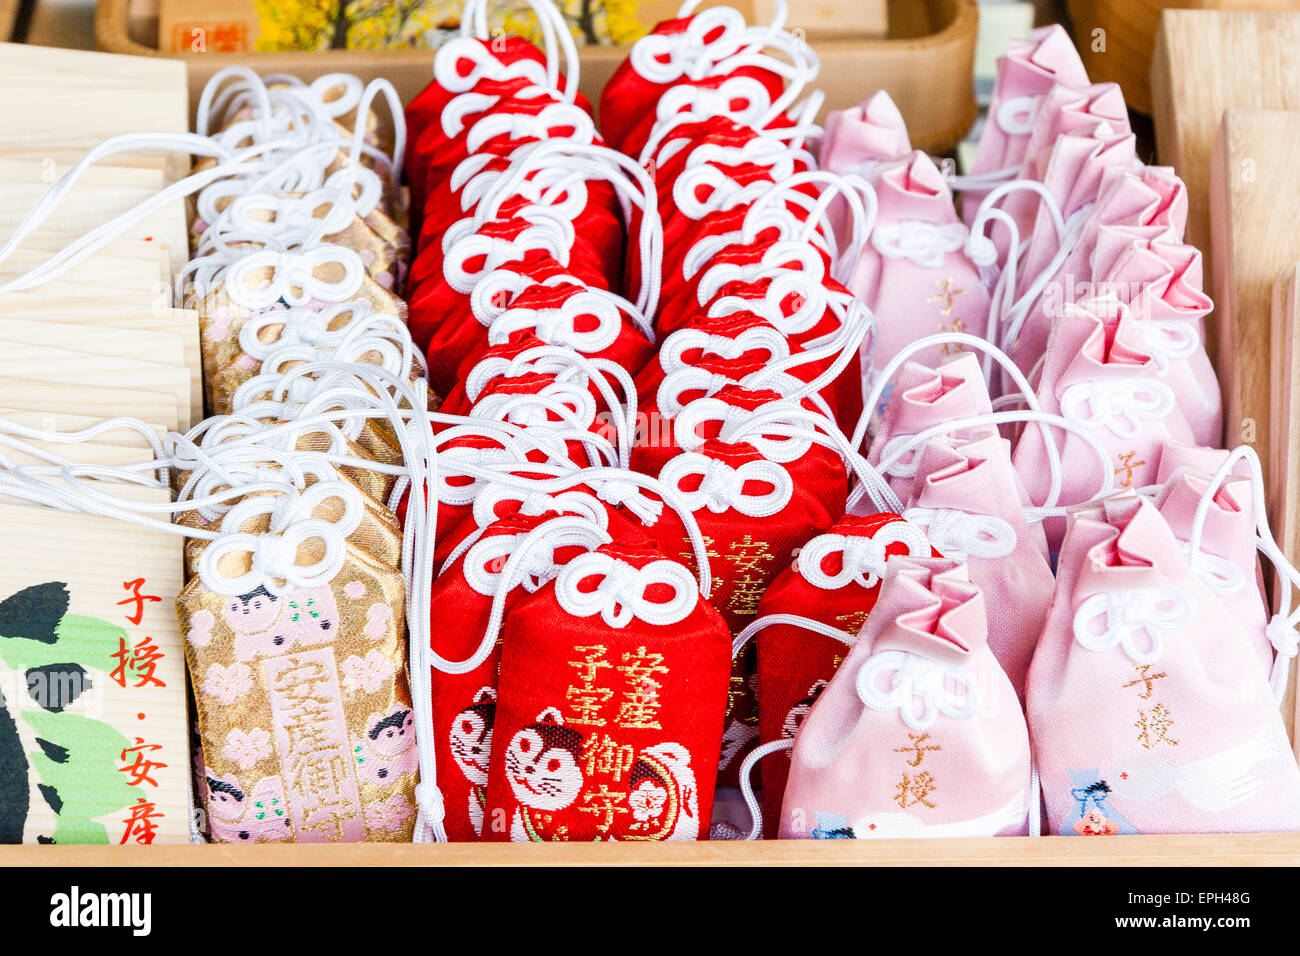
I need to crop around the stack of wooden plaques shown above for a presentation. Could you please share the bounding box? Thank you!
[0,42,197,433]
[0,44,196,845]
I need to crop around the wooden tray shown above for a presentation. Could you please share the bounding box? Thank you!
[5,832,1300,865]
[9,2,1295,868]
[94,0,979,153]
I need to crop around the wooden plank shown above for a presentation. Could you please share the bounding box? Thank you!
[1150,9,1300,365]
[0,495,191,845]
[1070,0,1300,116]
[2,832,1299,866]
[0,377,178,425]
[1207,110,1300,474]
[1273,265,1300,758]
[0,0,18,43]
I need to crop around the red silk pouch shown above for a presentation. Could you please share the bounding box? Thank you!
[428,183,625,285]
[643,307,850,426]
[658,210,827,313]
[433,480,655,570]
[409,83,558,219]
[598,15,785,152]
[634,310,790,402]
[468,370,611,469]
[481,542,732,841]
[651,128,818,232]
[619,71,790,159]
[406,36,548,148]
[658,241,834,341]
[632,382,837,495]
[419,157,623,263]
[439,331,552,416]
[748,513,937,836]
[648,438,840,635]
[407,209,615,300]
[415,95,596,212]
[633,354,769,470]
[410,250,614,390]
[405,36,552,226]
[455,280,655,381]
[429,511,592,840]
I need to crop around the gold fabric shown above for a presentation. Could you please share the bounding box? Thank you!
[178,544,415,844]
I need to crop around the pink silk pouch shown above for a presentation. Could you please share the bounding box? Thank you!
[1154,459,1272,676]
[1027,493,1300,835]
[779,558,1031,839]
[1011,299,1195,548]
[865,353,994,507]
[904,433,1054,702]
[749,512,937,837]
[1087,238,1222,447]
[1010,122,1138,305]
[996,82,1131,244]
[820,89,912,177]
[1011,164,1189,383]
[847,152,991,375]
[820,90,912,247]
[964,24,1090,220]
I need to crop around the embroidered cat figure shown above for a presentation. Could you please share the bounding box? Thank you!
[205,770,292,843]
[450,688,496,837]
[782,679,829,741]
[505,708,585,842]
[225,584,339,662]
[355,706,419,785]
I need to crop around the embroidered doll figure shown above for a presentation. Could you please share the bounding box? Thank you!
[224,584,339,663]
[204,771,292,844]
[1073,786,1121,835]
[504,707,586,842]
[1063,774,1136,836]
[355,706,419,785]
[450,688,497,837]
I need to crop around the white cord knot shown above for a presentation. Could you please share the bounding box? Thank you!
[797,521,930,590]
[223,244,364,311]
[659,452,793,517]
[1177,541,1245,595]
[1072,586,1195,665]
[594,477,663,524]
[249,531,297,579]
[965,233,999,269]
[1140,320,1199,375]
[414,781,446,825]
[903,508,1017,561]
[856,650,980,731]
[871,221,968,268]
[463,532,561,596]
[1267,615,1299,660]
[554,551,697,628]
[1060,377,1175,440]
